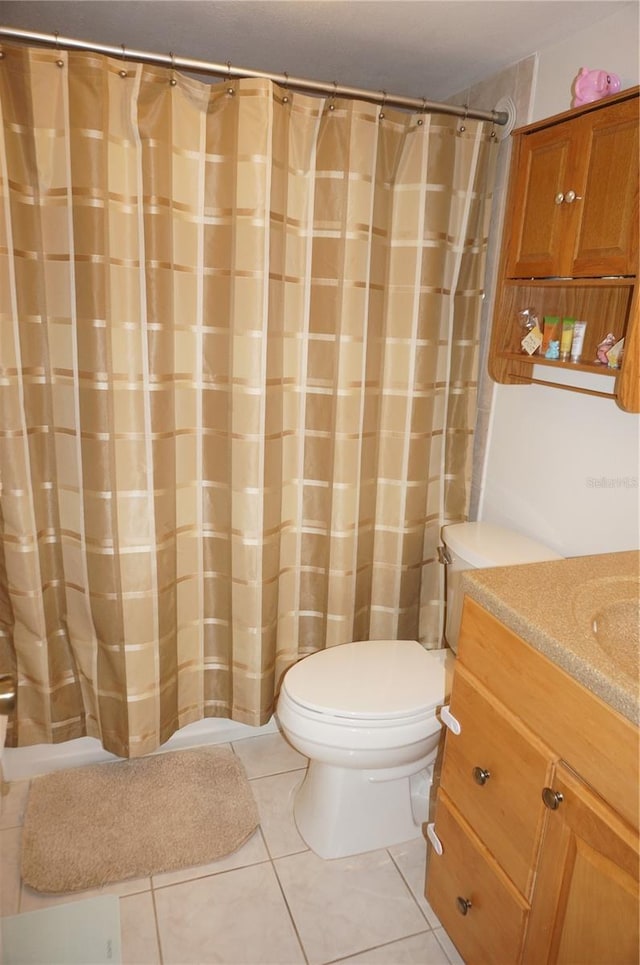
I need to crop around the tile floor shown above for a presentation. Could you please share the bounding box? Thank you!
[0,730,463,965]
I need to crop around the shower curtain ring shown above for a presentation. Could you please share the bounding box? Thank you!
[119,43,128,78]
[282,71,290,104]
[226,60,235,96]
[169,51,177,86]
[54,30,64,68]
[379,91,387,121]
[458,104,469,134]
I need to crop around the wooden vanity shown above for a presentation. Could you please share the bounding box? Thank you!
[424,553,640,964]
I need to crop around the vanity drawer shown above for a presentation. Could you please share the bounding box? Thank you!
[441,665,555,897]
[457,597,640,831]
[426,789,529,964]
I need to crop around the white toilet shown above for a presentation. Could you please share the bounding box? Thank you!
[277,522,562,859]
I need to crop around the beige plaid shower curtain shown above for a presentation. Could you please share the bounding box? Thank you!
[0,43,497,756]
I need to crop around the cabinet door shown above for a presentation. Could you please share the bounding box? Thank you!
[571,97,639,277]
[426,790,529,965]
[505,96,639,280]
[440,666,554,897]
[505,122,575,278]
[522,763,640,965]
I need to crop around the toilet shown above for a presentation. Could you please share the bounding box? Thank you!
[277,522,562,859]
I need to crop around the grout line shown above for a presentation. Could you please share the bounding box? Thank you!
[386,846,433,928]
[323,927,434,965]
[433,926,459,965]
[269,857,310,965]
[248,764,308,783]
[150,853,273,893]
[149,884,165,965]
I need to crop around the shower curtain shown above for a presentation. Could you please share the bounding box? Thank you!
[0,43,498,757]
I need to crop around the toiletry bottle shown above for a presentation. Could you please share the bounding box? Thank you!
[560,318,575,361]
[542,316,561,359]
[570,321,587,362]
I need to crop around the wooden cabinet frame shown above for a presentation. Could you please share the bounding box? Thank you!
[489,87,639,411]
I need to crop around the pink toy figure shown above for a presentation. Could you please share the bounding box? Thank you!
[596,332,617,365]
[572,68,621,108]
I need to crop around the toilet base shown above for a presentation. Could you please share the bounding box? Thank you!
[293,759,432,859]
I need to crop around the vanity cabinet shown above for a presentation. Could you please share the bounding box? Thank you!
[522,763,639,965]
[489,87,639,411]
[425,597,640,964]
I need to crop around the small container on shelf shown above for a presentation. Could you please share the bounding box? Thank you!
[559,318,575,361]
[570,321,587,362]
[595,332,617,365]
[516,307,540,354]
[542,316,561,359]
[606,337,624,369]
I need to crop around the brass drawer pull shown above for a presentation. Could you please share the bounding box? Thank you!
[472,766,490,786]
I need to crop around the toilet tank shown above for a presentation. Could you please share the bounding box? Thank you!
[441,522,562,652]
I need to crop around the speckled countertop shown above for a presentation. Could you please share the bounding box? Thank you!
[461,551,640,725]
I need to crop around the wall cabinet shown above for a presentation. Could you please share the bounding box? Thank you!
[425,598,639,964]
[489,87,639,411]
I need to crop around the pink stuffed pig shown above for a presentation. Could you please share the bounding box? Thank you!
[572,68,621,108]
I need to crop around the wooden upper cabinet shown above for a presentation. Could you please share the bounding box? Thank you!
[573,97,639,276]
[506,123,575,278]
[489,88,639,410]
[505,95,639,279]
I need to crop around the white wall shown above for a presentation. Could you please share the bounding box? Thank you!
[479,4,640,557]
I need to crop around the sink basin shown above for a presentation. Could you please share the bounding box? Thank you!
[592,599,640,679]
[572,576,640,680]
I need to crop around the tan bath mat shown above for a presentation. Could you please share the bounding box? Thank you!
[21,747,259,893]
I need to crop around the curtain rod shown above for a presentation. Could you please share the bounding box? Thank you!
[0,25,509,126]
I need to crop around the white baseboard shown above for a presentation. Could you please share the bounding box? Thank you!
[1,716,279,782]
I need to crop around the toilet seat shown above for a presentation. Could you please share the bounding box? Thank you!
[280,640,451,722]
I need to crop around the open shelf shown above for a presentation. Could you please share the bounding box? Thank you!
[496,352,620,377]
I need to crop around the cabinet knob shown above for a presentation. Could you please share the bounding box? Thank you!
[564,189,583,204]
[472,766,491,786]
[555,192,565,205]
[542,786,564,810]
[456,896,472,916]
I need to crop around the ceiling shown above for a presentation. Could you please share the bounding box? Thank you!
[0,1,632,102]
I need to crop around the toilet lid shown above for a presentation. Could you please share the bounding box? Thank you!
[281,640,451,720]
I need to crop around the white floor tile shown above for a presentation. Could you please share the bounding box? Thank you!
[0,828,22,917]
[274,848,427,965]
[20,881,104,913]
[120,891,161,965]
[434,926,465,964]
[232,731,307,779]
[336,929,451,964]
[0,781,30,830]
[388,836,440,927]
[250,769,308,858]
[154,861,305,964]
